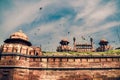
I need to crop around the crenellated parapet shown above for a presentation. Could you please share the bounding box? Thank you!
[0,53,120,80]
[0,53,120,68]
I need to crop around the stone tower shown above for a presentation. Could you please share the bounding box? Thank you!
[0,30,42,80]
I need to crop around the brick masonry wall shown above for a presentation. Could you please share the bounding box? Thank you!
[28,57,120,69]
[0,54,120,80]
[29,70,120,80]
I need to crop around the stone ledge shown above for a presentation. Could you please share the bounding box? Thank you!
[0,66,120,70]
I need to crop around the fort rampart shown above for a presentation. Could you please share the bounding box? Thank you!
[0,53,120,80]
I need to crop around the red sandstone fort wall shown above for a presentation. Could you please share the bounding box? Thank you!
[0,55,120,68]
[29,57,120,68]
[0,54,120,80]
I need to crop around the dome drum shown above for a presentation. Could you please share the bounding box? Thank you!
[4,38,32,46]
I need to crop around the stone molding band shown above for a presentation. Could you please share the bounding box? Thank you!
[0,53,120,58]
[0,66,120,70]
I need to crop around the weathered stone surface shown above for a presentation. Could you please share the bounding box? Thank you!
[0,55,120,80]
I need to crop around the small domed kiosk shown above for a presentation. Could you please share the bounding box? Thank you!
[99,39,108,45]
[56,39,72,52]
[0,30,42,56]
[96,38,112,52]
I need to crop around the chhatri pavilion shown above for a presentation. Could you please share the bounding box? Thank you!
[0,30,42,56]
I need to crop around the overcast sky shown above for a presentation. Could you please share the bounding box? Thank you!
[0,0,120,51]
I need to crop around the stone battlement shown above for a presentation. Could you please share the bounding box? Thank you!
[0,53,120,68]
[0,53,120,80]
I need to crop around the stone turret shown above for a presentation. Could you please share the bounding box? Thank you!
[1,30,42,55]
[0,30,42,80]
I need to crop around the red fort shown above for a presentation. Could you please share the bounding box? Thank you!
[0,30,120,80]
